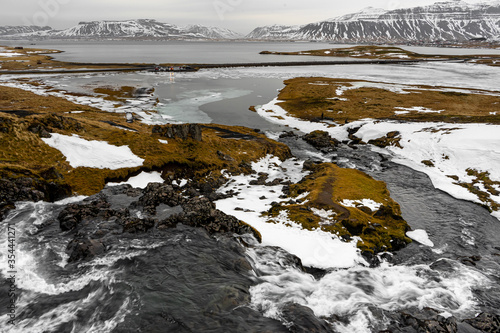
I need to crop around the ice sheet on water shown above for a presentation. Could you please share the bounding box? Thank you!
[156,88,251,124]
[180,62,500,93]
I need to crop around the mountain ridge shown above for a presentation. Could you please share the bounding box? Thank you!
[1,1,500,43]
[0,19,242,40]
[248,0,500,42]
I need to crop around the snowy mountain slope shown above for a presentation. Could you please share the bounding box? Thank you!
[247,1,500,42]
[0,25,52,36]
[0,20,241,40]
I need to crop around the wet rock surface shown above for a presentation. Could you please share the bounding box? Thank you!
[51,182,261,263]
[0,175,71,219]
[302,130,339,152]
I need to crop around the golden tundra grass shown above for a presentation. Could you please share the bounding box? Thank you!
[275,77,500,124]
[267,163,410,253]
[0,85,290,195]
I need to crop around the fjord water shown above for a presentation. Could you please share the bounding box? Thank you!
[1,40,343,64]
[1,42,500,332]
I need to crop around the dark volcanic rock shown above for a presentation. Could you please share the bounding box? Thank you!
[281,303,335,333]
[162,196,260,240]
[134,183,184,215]
[57,198,111,231]
[152,123,202,141]
[66,237,105,262]
[302,130,339,152]
[123,217,156,233]
[385,307,458,333]
[0,177,45,203]
[0,176,71,221]
[28,123,51,138]
[0,117,13,133]
[464,312,500,332]
[56,180,261,263]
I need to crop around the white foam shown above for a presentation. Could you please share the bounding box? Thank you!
[249,258,487,332]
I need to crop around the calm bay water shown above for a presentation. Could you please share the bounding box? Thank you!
[0,40,348,64]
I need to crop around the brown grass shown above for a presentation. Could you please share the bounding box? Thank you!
[275,77,500,124]
[0,84,290,196]
[268,163,410,253]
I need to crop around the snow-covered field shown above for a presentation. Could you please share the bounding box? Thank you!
[257,95,500,221]
[216,156,362,269]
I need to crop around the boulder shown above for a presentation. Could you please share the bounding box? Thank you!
[464,312,500,332]
[302,130,339,151]
[152,124,202,141]
[66,237,105,262]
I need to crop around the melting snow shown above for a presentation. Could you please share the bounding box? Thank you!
[216,155,362,269]
[107,171,164,189]
[407,229,434,247]
[341,199,382,211]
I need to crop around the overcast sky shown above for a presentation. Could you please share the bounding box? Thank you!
[2,0,490,34]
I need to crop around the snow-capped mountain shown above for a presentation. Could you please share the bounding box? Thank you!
[0,25,51,36]
[0,20,241,40]
[247,0,500,42]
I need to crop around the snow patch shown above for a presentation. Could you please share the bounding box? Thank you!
[216,156,362,269]
[341,199,382,211]
[407,229,434,247]
[42,133,144,169]
[107,171,164,189]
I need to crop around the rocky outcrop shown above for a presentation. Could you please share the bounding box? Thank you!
[464,312,500,332]
[302,130,339,152]
[281,303,335,333]
[53,183,260,263]
[0,175,71,220]
[368,131,402,148]
[152,124,202,141]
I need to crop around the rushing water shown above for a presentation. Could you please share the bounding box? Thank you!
[1,142,499,332]
[1,43,499,331]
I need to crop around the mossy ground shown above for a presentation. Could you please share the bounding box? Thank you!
[266,163,411,253]
[275,77,500,124]
[0,84,290,196]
